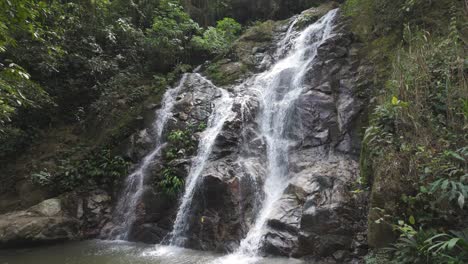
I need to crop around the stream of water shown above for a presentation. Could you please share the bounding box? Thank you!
[169,75,236,246]
[110,74,188,240]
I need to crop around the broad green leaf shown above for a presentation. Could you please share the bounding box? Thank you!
[447,238,460,250]
[447,150,465,162]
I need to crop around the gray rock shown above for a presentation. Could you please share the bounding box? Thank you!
[333,250,350,261]
[29,198,62,217]
[0,198,79,248]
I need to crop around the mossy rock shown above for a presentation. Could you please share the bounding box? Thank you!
[206,59,249,86]
[205,20,281,86]
[364,249,393,264]
[204,1,341,87]
[240,20,277,42]
[295,1,340,29]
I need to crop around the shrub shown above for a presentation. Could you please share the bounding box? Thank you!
[145,0,200,69]
[389,223,468,264]
[30,149,129,192]
[192,17,241,55]
[354,0,467,260]
[157,123,206,196]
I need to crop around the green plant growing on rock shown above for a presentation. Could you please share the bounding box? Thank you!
[157,122,206,196]
[425,229,468,262]
[427,149,467,210]
[159,167,184,196]
[30,169,53,187]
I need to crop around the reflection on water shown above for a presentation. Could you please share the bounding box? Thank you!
[0,240,305,264]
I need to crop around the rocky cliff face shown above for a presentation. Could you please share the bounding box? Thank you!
[124,6,370,262]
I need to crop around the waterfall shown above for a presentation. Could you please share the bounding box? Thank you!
[111,7,339,262]
[215,9,339,262]
[109,74,188,240]
[168,75,235,246]
[239,9,338,255]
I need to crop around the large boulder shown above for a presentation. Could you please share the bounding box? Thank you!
[0,190,112,248]
[0,198,79,247]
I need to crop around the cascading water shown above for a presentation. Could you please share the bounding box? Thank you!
[168,75,235,246]
[109,74,188,240]
[240,8,338,254]
[215,9,339,263]
[113,7,339,262]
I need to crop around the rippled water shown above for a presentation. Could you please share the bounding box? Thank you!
[0,240,305,264]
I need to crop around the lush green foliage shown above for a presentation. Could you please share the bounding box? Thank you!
[31,149,129,192]
[192,17,242,54]
[0,0,240,171]
[345,0,467,262]
[388,223,468,264]
[0,0,52,126]
[146,0,201,69]
[0,63,50,128]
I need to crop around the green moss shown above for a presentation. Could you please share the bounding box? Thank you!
[204,19,280,86]
[364,249,393,264]
[206,59,249,86]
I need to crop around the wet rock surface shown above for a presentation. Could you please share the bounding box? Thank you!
[257,15,369,260]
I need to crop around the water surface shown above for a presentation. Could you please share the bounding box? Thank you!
[0,240,305,264]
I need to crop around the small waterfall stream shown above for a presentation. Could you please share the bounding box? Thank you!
[110,74,188,240]
[238,9,338,255]
[215,9,339,263]
[169,74,236,245]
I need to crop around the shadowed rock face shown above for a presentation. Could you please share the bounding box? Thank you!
[123,8,369,261]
